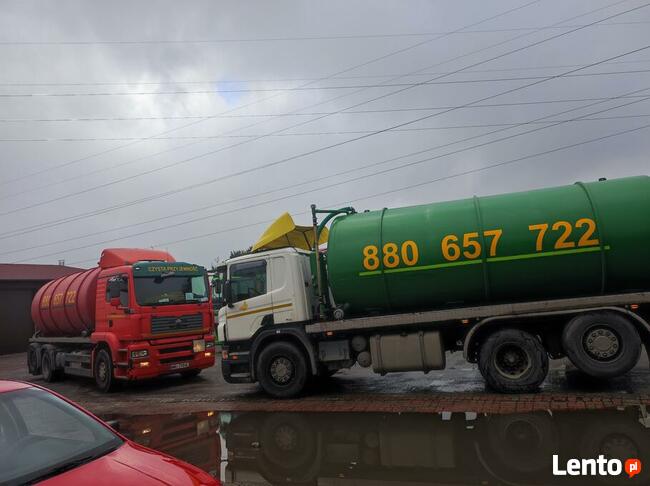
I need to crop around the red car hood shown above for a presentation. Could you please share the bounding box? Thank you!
[42,440,217,485]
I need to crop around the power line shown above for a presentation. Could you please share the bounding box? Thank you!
[1,94,648,124]
[1,0,553,202]
[0,0,541,187]
[2,2,646,218]
[3,0,627,214]
[3,67,649,97]
[60,120,650,267]
[7,86,648,259]
[3,84,645,241]
[3,112,649,143]
[3,57,650,88]
[1,20,647,46]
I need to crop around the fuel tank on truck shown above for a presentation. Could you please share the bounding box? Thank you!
[31,267,101,337]
[326,176,650,315]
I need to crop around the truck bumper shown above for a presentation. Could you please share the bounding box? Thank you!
[125,334,216,380]
[221,348,253,383]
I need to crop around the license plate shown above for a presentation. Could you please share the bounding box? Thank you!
[170,362,190,370]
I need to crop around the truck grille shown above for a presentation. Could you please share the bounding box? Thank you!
[151,314,203,334]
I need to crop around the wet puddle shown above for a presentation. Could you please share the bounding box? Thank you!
[109,406,650,485]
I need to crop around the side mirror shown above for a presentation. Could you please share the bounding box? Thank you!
[224,280,233,307]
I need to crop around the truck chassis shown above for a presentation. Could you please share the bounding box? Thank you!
[221,291,650,397]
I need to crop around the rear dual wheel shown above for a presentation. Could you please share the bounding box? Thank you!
[479,329,549,393]
[27,345,40,375]
[562,312,641,378]
[41,350,61,383]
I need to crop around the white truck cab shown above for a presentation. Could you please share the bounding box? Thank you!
[217,248,315,344]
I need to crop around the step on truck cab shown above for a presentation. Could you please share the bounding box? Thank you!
[217,177,650,398]
[28,248,215,391]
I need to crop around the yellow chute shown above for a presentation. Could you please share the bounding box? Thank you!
[252,213,329,252]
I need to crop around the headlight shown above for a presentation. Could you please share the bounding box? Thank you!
[193,339,206,353]
[205,341,215,349]
[131,349,148,359]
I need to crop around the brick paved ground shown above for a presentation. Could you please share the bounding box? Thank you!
[2,350,649,416]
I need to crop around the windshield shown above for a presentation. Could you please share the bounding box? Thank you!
[133,274,209,306]
[0,387,123,485]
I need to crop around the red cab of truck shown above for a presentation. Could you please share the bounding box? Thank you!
[27,248,215,391]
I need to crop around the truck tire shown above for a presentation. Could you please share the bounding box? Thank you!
[478,329,548,393]
[94,349,116,392]
[256,341,309,398]
[562,312,641,378]
[41,350,60,382]
[27,345,40,375]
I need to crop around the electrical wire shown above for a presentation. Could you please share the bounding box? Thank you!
[2,5,647,218]
[0,0,625,203]
[63,120,650,267]
[2,68,648,98]
[2,112,649,143]
[1,20,646,45]
[2,57,650,88]
[8,86,649,261]
[1,93,648,123]
[0,0,542,187]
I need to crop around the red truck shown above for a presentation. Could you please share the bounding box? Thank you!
[27,248,215,391]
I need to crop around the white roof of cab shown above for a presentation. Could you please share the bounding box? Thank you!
[227,247,312,265]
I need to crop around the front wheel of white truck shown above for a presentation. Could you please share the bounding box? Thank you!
[256,341,309,398]
[478,329,549,393]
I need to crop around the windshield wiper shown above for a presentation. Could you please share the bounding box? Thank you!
[23,445,119,485]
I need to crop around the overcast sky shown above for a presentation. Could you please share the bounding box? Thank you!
[0,0,649,268]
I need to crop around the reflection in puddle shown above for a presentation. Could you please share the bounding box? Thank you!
[112,406,650,485]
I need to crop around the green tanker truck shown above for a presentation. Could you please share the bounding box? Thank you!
[215,176,650,397]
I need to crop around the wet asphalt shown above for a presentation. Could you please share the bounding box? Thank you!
[3,351,650,485]
[1,351,650,415]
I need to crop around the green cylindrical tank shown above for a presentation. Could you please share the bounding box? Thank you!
[326,176,650,315]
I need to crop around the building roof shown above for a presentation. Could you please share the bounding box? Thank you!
[0,264,84,281]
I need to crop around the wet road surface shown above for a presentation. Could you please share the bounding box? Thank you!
[109,405,650,485]
[2,351,650,416]
[3,351,650,484]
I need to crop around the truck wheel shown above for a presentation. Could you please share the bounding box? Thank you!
[562,312,641,378]
[27,345,40,375]
[94,349,116,392]
[41,351,60,382]
[256,341,309,398]
[478,329,548,393]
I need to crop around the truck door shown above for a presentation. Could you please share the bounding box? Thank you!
[269,255,296,323]
[225,259,272,341]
